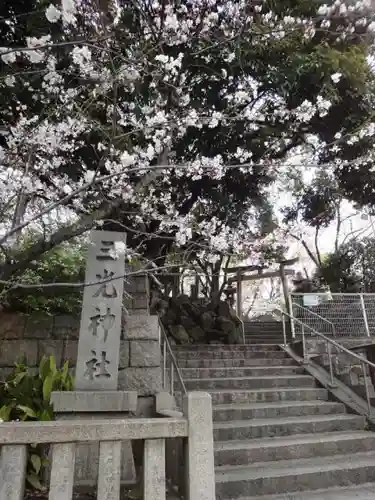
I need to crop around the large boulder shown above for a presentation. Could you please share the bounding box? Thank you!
[169,324,191,344]
[201,311,215,330]
[160,294,242,345]
[189,326,206,342]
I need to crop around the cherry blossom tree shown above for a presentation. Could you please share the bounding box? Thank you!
[1,0,375,286]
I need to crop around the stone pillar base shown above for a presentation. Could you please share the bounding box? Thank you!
[51,391,137,486]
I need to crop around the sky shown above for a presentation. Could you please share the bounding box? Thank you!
[268,164,375,273]
[239,164,375,315]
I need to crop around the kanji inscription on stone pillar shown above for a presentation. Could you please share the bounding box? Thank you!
[75,230,126,390]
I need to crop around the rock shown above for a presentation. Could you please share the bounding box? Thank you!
[228,307,241,325]
[217,301,231,318]
[161,294,242,345]
[228,325,243,344]
[169,324,191,344]
[180,315,196,330]
[163,308,177,325]
[201,311,214,330]
[189,326,206,342]
[217,316,234,334]
[173,294,191,307]
[180,301,201,321]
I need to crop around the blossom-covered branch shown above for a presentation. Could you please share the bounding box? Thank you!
[0,0,375,281]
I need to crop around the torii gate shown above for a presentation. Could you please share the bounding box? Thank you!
[226,258,299,319]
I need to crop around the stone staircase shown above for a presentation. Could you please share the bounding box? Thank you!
[243,321,291,345]
[174,343,375,499]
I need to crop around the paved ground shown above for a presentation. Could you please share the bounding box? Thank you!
[24,485,181,499]
[249,482,375,499]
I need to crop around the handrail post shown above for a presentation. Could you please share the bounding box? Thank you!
[183,392,215,500]
[171,364,175,395]
[291,301,335,337]
[282,313,287,347]
[273,304,375,415]
[362,361,372,417]
[327,341,337,388]
[288,294,296,339]
[236,270,242,320]
[163,337,167,390]
[240,319,245,345]
[159,319,188,395]
[302,324,308,364]
[360,294,371,337]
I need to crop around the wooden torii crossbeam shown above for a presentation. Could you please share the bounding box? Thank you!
[228,268,295,284]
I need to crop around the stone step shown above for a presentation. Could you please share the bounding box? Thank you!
[214,431,374,466]
[244,328,284,332]
[181,366,305,379]
[245,337,284,346]
[177,358,298,368]
[215,451,375,498]
[244,332,285,335]
[244,322,282,328]
[212,401,345,421]
[245,482,375,499]
[175,350,289,360]
[244,329,284,333]
[208,388,328,405]
[174,343,282,350]
[245,332,284,344]
[244,329,284,334]
[213,414,365,441]
[244,337,286,341]
[174,344,282,353]
[184,375,315,391]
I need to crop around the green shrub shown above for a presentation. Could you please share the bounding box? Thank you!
[0,355,74,489]
[1,241,86,315]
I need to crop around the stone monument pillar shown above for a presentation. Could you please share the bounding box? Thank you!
[52,230,137,486]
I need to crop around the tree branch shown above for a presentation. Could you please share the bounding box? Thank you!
[0,199,122,281]
[289,233,319,268]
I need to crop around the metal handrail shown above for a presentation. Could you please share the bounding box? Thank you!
[236,315,245,344]
[159,319,187,395]
[292,302,336,336]
[274,306,375,416]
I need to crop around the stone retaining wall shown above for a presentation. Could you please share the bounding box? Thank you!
[0,313,161,396]
[297,337,375,401]
[0,270,163,409]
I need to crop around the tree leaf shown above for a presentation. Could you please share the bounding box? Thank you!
[16,405,37,419]
[61,360,69,382]
[30,454,42,474]
[26,473,43,490]
[49,355,57,375]
[0,404,12,421]
[39,409,52,421]
[13,372,26,385]
[42,374,54,402]
[39,356,50,381]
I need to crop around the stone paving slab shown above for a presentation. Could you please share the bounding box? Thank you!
[244,482,375,499]
[24,485,182,499]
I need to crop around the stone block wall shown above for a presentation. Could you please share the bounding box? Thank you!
[297,338,375,401]
[0,269,162,412]
[0,314,161,395]
[123,265,150,314]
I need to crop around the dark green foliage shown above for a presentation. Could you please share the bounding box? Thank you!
[0,355,74,489]
[316,236,375,292]
[284,167,342,228]
[1,242,85,314]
